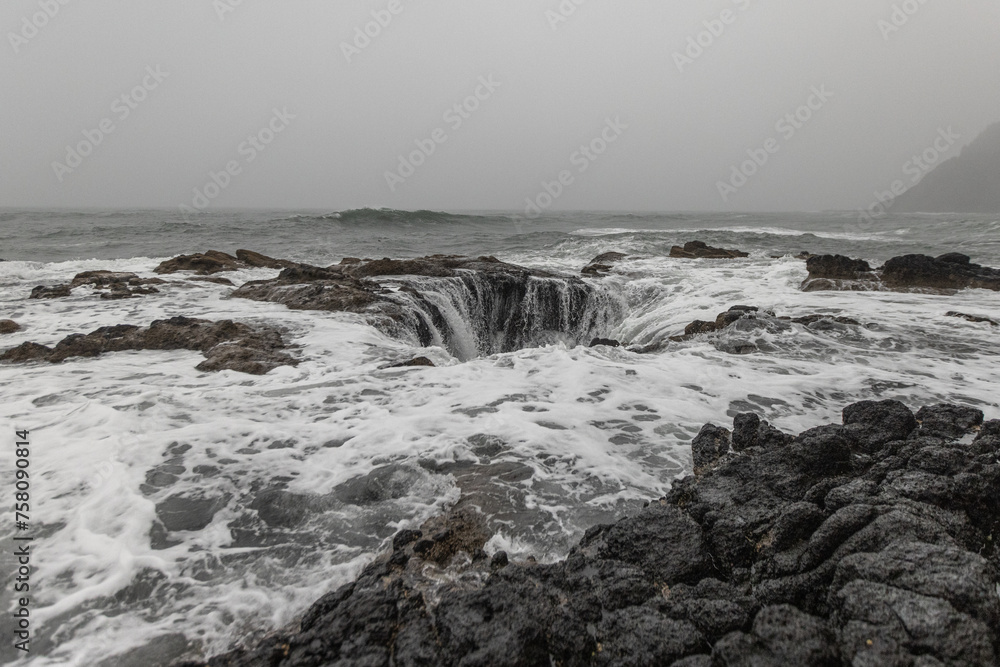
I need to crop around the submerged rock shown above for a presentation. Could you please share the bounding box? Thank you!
[199,399,1000,666]
[802,252,1000,293]
[669,241,749,259]
[388,356,435,368]
[947,311,998,326]
[0,316,297,374]
[669,305,863,351]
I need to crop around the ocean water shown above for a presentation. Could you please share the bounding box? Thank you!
[1,208,999,666]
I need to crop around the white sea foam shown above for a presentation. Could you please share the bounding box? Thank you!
[2,234,999,665]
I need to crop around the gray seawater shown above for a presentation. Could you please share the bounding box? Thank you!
[2,207,1000,266]
[1,208,999,666]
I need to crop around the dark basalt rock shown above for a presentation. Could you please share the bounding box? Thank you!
[154,250,244,275]
[235,249,299,270]
[732,413,793,452]
[805,254,873,280]
[29,284,71,299]
[0,320,20,334]
[802,252,1000,293]
[70,270,166,289]
[0,316,297,374]
[388,356,435,368]
[670,305,863,351]
[28,271,166,301]
[187,276,236,286]
[199,399,1000,667]
[914,404,984,440]
[669,241,749,259]
[947,311,998,326]
[589,338,621,347]
[691,423,731,472]
[582,252,628,275]
[882,253,1000,291]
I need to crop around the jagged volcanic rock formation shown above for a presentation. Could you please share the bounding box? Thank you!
[191,399,1000,667]
[0,316,297,374]
[231,254,625,360]
[801,252,1000,293]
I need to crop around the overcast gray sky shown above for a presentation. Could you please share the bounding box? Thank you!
[2,0,998,212]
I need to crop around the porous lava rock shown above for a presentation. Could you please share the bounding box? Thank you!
[194,398,1000,666]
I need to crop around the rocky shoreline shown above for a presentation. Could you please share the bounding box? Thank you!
[6,245,1000,371]
[183,399,999,667]
[4,244,999,665]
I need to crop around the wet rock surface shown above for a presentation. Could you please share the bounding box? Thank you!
[154,250,246,275]
[29,284,72,299]
[582,252,628,275]
[670,241,749,260]
[232,253,621,358]
[193,399,1000,667]
[0,320,20,334]
[802,252,1000,293]
[1,316,297,374]
[664,305,865,355]
[947,311,999,326]
[29,270,166,300]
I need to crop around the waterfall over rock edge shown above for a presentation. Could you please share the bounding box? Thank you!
[230,254,625,360]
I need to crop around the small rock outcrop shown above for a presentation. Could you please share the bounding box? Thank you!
[0,316,297,374]
[388,356,435,368]
[28,271,165,300]
[29,285,72,299]
[802,252,1000,293]
[669,306,862,352]
[582,252,628,275]
[154,250,245,275]
[155,248,296,276]
[0,320,20,334]
[669,241,749,260]
[947,311,998,326]
[197,399,1000,666]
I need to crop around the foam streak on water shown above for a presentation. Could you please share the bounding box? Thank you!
[0,209,998,665]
